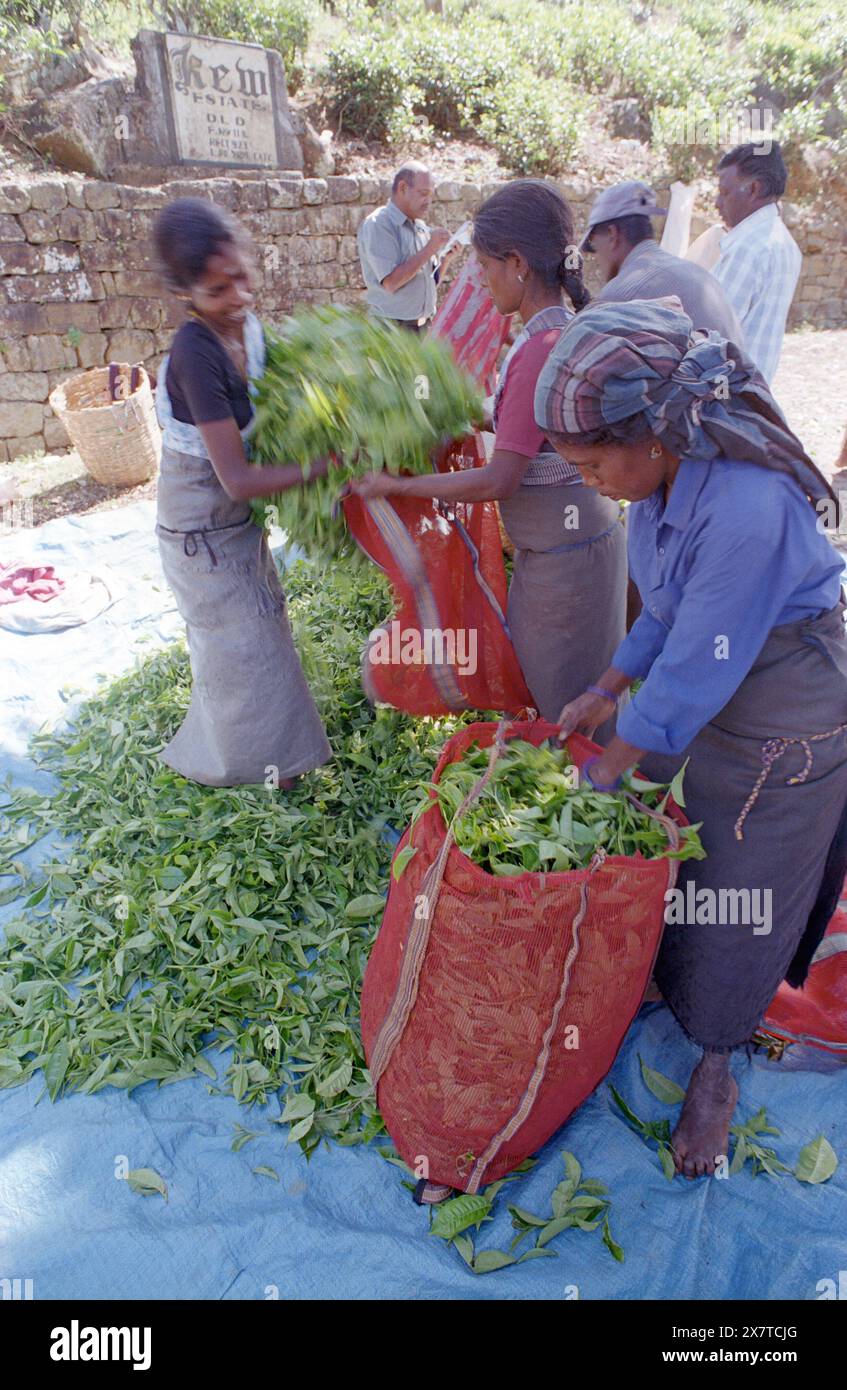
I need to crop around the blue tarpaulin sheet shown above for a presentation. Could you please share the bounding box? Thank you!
[1,502,845,1300]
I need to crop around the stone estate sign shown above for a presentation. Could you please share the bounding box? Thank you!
[133,29,303,171]
[164,33,277,166]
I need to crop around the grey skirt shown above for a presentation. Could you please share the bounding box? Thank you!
[499,480,628,728]
[642,604,847,1050]
[156,448,331,787]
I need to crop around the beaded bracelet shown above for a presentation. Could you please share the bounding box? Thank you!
[582,755,622,793]
[586,684,618,703]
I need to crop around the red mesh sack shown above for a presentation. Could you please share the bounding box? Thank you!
[760,898,847,1055]
[342,435,533,716]
[360,719,688,1194]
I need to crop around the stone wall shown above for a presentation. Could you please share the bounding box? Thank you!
[0,170,844,461]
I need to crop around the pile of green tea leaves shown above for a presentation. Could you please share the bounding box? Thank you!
[0,561,472,1154]
[408,738,705,876]
[250,306,483,565]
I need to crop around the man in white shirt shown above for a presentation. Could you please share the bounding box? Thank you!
[711,142,801,383]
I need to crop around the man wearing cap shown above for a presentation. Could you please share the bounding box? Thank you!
[582,180,743,344]
[357,163,456,332]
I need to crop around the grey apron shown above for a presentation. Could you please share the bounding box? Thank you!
[155,445,331,787]
[493,306,628,727]
[642,603,847,1050]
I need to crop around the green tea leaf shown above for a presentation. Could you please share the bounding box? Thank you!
[508,1205,549,1228]
[602,1214,625,1262]
[344,894,385,922]
[127,1167,168,1201]
[609,1085,646,1134]
[668,759,689,809]
[452,1233,475,1267]
[658,1143,677,1181]
[794,1135,838,1184]
[43,1042,70,1101]
[536,1215,578,1247]
[472,1248,516,1274]
[287,1115,315,1145]
[316,1058,353,1098]
[639,1055,686,1105]
[392,845,418,880]
[430,1194,492,1240]
[280,1093,316,1123]
[231,1125,261,1152]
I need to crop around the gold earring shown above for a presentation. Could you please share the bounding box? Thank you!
[650,444,662,459]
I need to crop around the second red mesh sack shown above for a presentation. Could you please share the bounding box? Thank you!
[360,720,688,1195]
[342,435,533,716]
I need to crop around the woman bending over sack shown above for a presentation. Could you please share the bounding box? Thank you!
[352,179,627,731]
[540,297,847,1179]
[152,198,330,788]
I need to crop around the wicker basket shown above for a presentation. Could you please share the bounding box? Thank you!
[49,362,161,487]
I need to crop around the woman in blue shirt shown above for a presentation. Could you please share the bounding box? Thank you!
[536,297,847,1179]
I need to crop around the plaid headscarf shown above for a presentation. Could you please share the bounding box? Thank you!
[534,296,833,507]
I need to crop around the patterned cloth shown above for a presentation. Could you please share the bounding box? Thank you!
[710,203,801,384]
[533,295,831,507]
[0,561,64,605]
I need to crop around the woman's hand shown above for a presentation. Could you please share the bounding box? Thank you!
[350,471,404,499]
[557,690,616,741]
[305,455,331,482]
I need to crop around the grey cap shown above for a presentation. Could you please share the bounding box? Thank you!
[580,180,667,251]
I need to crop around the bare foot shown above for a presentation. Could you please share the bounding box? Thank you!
[671,1052,739,1180]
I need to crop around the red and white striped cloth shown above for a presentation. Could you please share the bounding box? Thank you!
[430,253,511,392]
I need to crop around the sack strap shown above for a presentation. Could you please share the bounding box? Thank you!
[465,787,682,1193]
[465,846,607,1194]
[369,719,511,1088]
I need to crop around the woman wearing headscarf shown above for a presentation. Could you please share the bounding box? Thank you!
[537,296,847,1178]
[152,198,331,787]
[351,180,627,728]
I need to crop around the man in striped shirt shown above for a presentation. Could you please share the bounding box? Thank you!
[711,142,801,383]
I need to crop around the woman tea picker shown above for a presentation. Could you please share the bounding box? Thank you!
[152,199,331,786]
[352,180,627,728]
[538,296,847,1178]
